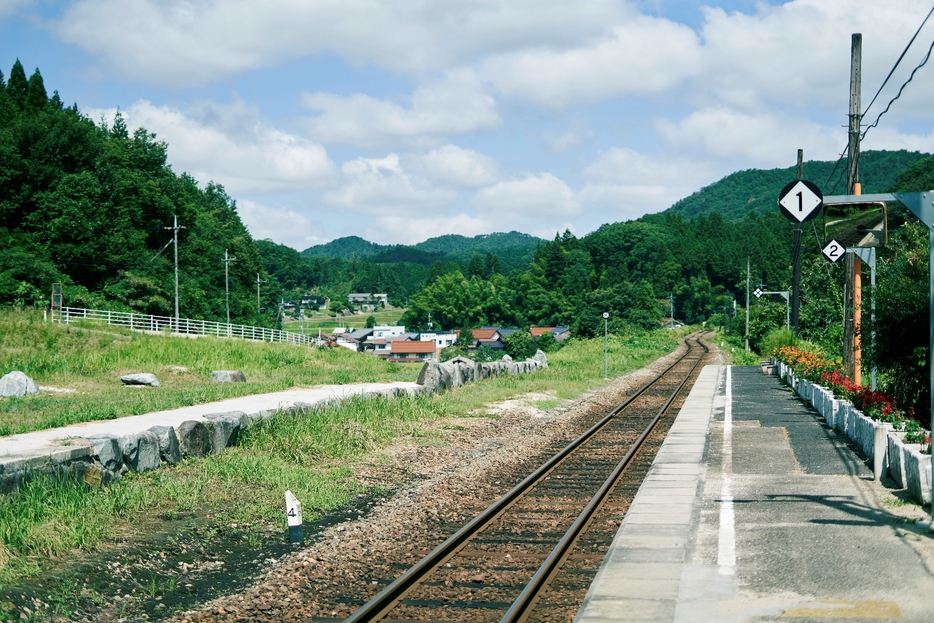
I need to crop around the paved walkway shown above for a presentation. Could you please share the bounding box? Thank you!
[0,382,420,464]
[576,365,934,622]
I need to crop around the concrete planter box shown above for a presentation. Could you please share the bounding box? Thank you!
[888,432,908,488]
[904,445,933,505]
[782,368,932,504]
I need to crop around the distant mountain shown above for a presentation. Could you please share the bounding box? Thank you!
[302,231,543,262]
[300,235,386,259]
[666,150,930,222]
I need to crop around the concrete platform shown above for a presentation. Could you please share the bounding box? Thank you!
[575,365,934,623]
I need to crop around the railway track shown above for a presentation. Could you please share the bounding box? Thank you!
[338,332,710,623]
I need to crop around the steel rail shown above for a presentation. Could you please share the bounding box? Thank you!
[500,335,709,623]
[343,335,704,623]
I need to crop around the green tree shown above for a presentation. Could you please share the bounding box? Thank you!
[504,331,536,359]
[365,315,376,328]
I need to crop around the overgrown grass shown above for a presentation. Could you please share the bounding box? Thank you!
[0,309,417,435]
[285,308,407,332]
[0,324,685,588]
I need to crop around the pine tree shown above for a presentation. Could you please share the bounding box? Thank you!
[0,68,5,90]
[26,68,47,112]
[7,59,27,108]
[112,109,129,138]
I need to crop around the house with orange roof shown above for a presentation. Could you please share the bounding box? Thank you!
[386,340,436,362]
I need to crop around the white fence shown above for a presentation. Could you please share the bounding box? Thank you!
[50,306,322,346]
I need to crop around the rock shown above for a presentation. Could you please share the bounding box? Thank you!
[439,362,456,390]
[85,435,123,471]
[148,426,182,464]
[117,432,161,472]
[203,411,247,452]
[416,361,443,393]
[82,464,103,487]
[120,373,160,387]
[212,370,246,383]
[501,354,513,362]
[177,420,213,458]
[0,371,40,397]
[532,350,548,368]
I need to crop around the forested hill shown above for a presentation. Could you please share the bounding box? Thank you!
[300,236,384,259]
[302,231,542,267]
[667,150,929,221]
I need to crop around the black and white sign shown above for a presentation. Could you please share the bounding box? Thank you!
[822,239,847,263]
[602,312,609,319]
[753,288,763,299]
[778,180,823,223]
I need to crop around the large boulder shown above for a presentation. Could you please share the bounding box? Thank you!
[439,362,457,390]
[203,411,247,452]
[120,373,160,387]
[85,435,123,471]
[117,431,161,472]
[148,426,182,464]
[212,370,246,383]
[501,354,513,362]
[532,350,548,368]
[177,420,212,458]
[0,371,39,397]
[416,361,443,393]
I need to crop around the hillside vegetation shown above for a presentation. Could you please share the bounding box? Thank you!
[0,309,414,436]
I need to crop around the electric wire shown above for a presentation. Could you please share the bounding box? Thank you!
[862,4,934,119]
[861,36,934,141]
[822,4,934,192]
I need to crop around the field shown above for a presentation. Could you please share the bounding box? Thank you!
[284,307,406,333]
[0,309,417,436]
[0,321,677,588]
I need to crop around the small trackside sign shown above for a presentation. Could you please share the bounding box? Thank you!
[822,239,847,263]
[778,179,823,223]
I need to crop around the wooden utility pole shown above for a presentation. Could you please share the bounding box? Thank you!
[844,33,862,383]
[791,149,803,335]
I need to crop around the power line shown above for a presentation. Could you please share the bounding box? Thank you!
[862,4,934,119]
[861,36,934,141]
[822,6,934,192]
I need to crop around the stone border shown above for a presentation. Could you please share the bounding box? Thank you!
[775,361,932,505]
[0,352,549,494]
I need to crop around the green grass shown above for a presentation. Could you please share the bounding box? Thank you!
[0,309,418,435]
[0,323,684,588]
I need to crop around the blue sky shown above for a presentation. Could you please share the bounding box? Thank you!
[2,0,934,249]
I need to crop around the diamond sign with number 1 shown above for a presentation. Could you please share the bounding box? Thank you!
[778,180,822,223]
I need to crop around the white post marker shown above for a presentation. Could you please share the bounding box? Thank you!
[285,490,304,544]
[603,312,610,381]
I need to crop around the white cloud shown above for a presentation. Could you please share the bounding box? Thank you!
[237,199,326,251]
[53,0,626,85]
[363,213,493,246]
[0,0,32,21]
[323,153,456,213]
[656,107,841,166]
[405,144,501,188]
[474,173,580,217]
[580,147,715,219]
[302,70,499,146]
[90,100,337,195]
[484,14,701,109]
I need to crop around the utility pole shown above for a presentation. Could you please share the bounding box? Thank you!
[844,33,862,384]
[223,249,237,325]
[669,293,674,325]
[255,273,266,314]
[745,256,751,351]
[165,216,186,330]
[791,149,803,336]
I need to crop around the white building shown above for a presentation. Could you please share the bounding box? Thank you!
[371,325,406,340]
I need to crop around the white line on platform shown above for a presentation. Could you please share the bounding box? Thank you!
[718,365,736,575]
